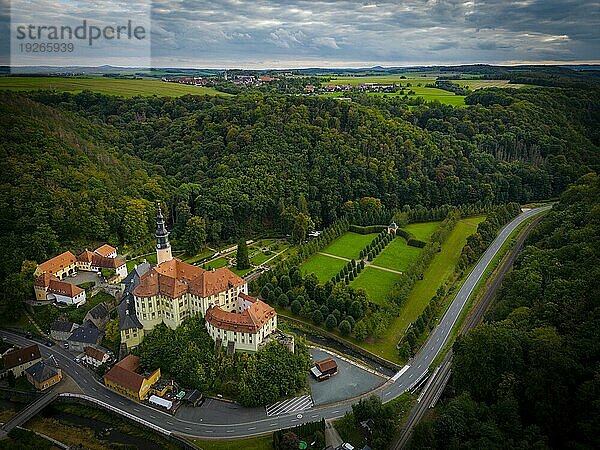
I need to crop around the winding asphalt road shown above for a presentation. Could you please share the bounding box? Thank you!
[0,206,551,439]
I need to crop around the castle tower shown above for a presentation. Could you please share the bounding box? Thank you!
[155,203,172,265]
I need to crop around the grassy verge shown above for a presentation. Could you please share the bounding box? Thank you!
[429,211,548,368]
[191,434,273,450]
[359,217,484,361]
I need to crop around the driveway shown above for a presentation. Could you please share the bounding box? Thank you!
[309,347,386,406]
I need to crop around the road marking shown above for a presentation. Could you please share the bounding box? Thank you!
[266,394,313,416]
[205,430,213,433]
[384,392,391,396]
[104,395,110,399]
[226,430,233,433]
[134,408,140,412]
[248,427,256,430]
[332,410,339,413]
[185,427,192,430]
[270,423,277,427]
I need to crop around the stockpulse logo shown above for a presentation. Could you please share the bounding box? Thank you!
[15,20,147,47]
[10,1,152,72]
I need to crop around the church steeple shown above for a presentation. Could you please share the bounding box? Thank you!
[155,202,172,265]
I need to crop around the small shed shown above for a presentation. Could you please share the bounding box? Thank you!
[310,357,338,381]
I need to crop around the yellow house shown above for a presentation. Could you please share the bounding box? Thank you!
[103,355,160,401]
[25,359,62,391]
[35,251,77,279]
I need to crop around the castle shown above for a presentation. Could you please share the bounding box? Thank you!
[118,204,277,353]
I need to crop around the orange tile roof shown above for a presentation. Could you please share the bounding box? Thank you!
[133,259,245,299]
[37,251,77,275]
[77,251,125,269]
[77,250,95,263]
[205,297,276,333]
[94,244,116,257]
[34,272,59,288]
[48,279,84,298]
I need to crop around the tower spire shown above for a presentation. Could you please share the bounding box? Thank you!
[155,202,172,264]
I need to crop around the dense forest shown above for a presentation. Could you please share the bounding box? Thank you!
[409,173,600,449]
[1,84,598,317]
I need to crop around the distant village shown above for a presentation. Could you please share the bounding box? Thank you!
[161,71,419,96]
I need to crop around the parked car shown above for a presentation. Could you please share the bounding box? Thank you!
[63,342,69,349]
[45,340,54,347]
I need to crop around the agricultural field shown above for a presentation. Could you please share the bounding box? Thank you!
[322,86,465,106]
[450,79,530,89]
[321,232,378,259]
[350,267,401,306]
[0,77,229,97]
[325,75,436,85]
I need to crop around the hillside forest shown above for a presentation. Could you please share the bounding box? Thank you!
[0,85,599,321]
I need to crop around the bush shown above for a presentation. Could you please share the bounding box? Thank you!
[291,300,301,315]
[313,310,324,325]
[325,314,338,330]
[339,320,351,335]
[278,293,289,308]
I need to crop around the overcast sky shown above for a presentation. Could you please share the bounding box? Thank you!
[3,0,599,68]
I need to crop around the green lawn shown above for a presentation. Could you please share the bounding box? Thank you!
[181,248,215,264]
[204,256,229,269]
[321,232,378,260]
[301,253,347,283]
[360,216,486,361]
[350,267,401,306]
[191,434,273,450]
[371,238,422,272]
[0,77,230,97]
[251,251,275,266]
[404,221,441,241]
[126,253,157,272]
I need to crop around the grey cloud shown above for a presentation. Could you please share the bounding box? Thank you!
[2,0,598,67]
